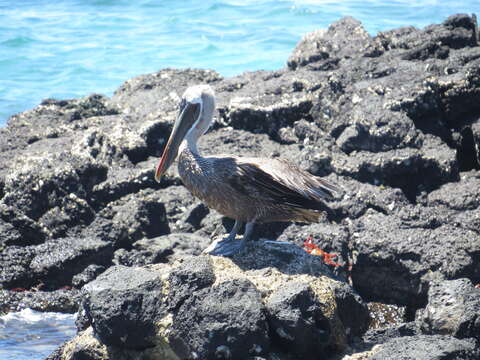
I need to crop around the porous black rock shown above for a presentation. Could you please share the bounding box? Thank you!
[0,288,81,314]
[81,265,168,350]
[361,321,419,346]
[113,233,210,266]
[265,281,332,359]
[55,241,369,360]
[287,17,383,70]
[349,205,480,307]
[370,334,479,360]
[167,256,216,311]
[169,277,270,359]
[417,278,480,341]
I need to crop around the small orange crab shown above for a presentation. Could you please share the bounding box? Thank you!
[11,287,27,292]
[303,235,341,267]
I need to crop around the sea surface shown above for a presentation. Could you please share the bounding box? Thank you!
[0,309,76,360]
[1,1,480,359]
[1,0,480,125]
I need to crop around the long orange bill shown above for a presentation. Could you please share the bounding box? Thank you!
[155,102,201,183]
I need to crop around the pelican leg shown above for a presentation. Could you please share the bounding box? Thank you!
[203,220,244,256]
[243,221,255,242]
[212,220,255,256]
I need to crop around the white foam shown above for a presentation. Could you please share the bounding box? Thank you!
[0,308,76,326]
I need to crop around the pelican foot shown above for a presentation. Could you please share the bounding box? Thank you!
[203,237,246,257]
[262,240,292,246]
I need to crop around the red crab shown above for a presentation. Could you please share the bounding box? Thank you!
[303,235,341,267]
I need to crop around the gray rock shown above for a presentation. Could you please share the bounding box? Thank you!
[169,277,270,359]
[265,281,333,359]
[371,334,479,360]
[417,278,480,341]
[82,188,170,248]
[349,206,480,306]
[82,265,168,349]
[71,264,106,288]
[2,148,107,222]
[17,236,114,290]
[362,322,419,346]
[109,68,222,123]
[113,233,210,266]
[0,246,37,289]
[2,94,117,155]
[175,202,210,232]
[332,282,370,338]
[330,138,459,202]
[288,17,382,70]
[167,256,216,311]
[0,288,81,314]
[427,170,480,210]
[0,204,46,246]
[89,157,168,209]
[52,241,371,360]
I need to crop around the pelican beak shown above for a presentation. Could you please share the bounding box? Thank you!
[155,101,201,182]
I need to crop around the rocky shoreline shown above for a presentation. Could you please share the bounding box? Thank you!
[1,14,479,360]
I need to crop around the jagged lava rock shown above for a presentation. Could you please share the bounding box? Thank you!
[349,205,480,307]
[369,335,479,360]
[60,242,368,360]
[416,278,480,341]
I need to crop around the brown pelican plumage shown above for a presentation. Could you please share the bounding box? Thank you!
[155,85,340,256]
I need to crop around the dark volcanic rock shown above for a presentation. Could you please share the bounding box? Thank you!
[371,334,479,360]
[0,289,81,314]
[361,321,419,346]
[81,265,168,349]
[349,206,480,307]
[167,256,216,311]
[0,204,47,246]
[0,236,113,290]
[2,149,107,223]
[71,264,106,289]
[265,281,332,359]
[58,243,368,360]
[114,233,210,266]
[109,68,222,123]
[2,94,117,154]
[427,170,480,210]
[0,246,37,289]
[332,281,370,338]
[29,236,113,289]
[170,278,269,359]
[288,17,383,70]
[417,278,480,341]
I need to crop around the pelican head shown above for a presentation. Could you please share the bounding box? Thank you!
[155,85,215,182]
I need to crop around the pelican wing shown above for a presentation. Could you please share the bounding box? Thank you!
[227,158,340,211]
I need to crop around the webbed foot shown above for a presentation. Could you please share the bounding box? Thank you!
[203,236,246,257]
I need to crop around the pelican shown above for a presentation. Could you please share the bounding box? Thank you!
[155,85,340,256]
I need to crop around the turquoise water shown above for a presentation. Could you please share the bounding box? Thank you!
[1,1,479,125]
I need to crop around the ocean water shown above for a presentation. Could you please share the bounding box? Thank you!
[1,0,480,125]
[0,309,76,360]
